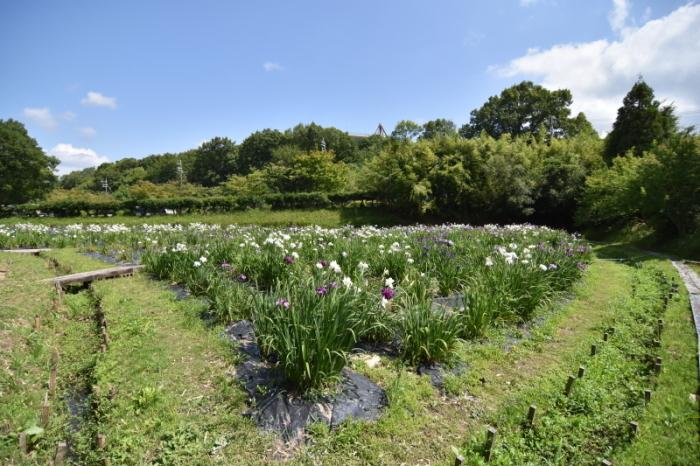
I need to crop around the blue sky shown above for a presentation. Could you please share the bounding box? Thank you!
[1,0,698,174]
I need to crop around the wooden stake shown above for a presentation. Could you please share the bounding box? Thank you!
[603,332,609,342]
[454,453,464,465]
[54,442,68,465]
[630,421,638,435]
[485,427,497,462]
[41,394,50,426]
[591,344,597,356]
[19,432,27,455]
[601,460,612,466]
[657,319,664,336]
[653,339,660,347]
[100,343,106,353]
[644,389,652,404]
[97,433,106,449]
[51,349,60,367]
[564,375,576,396]
[49,367,57,396]
[33,315,41,330]
[578,366,586,378]
[526,405,537,427]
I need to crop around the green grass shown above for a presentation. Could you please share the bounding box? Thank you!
[0,252,70,464]
[0,206,405,228]
[76,275,272,465]
[614,260,700,465]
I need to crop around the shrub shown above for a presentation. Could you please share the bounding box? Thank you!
[252,277,362,391]
[397,295,462,366]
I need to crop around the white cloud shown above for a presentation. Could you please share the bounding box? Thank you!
[60,111,76,121]
[81,91,117,108]
[519,0,541,6]
[49,143,110,175]
[23,107,58,130]
[492,3,700,133]
[609,0,630,34]
[263,62,284,72]
[78,127,97,139]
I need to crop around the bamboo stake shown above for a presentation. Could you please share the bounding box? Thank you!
[578,366,586,378]
[19,432,27,455]
[526,405,537,427]
[564,375,576,396]
[41,393,50,426]
[485,427,497,462]
[54,442,68,464]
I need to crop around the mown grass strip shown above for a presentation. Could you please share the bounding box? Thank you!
[0,253,69,463]
[82,274,272,464]
[0,207,403,228]
[614,260,700,465]
[453,260,700,465]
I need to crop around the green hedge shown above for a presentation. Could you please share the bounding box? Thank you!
[0,192,377,218]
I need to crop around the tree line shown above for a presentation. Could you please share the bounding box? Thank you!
[1,79,697,238]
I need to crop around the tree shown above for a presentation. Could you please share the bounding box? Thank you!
[237,129,286,174]
[420,119,457,140]
[286,123,359,163]
[603,79,678,163]
[189,137,239,186]
[391,120,423,141]
[0,119,58,204]
[460,81,576,138]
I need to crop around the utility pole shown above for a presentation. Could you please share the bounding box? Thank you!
[177,159,185,185]
[101,178,111,194]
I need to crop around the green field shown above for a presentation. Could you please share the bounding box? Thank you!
[1,223,698,465]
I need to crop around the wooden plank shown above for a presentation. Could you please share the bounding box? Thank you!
[0,248,52,254]
[40,265,144,286]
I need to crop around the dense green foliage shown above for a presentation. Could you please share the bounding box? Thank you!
[604,79,678,163]
[367,132,604,225]
[0,119,58,204]
[579,133,700,236]
[459,81,591,139]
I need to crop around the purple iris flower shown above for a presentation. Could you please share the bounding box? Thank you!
[275,298,290,309]
[381,287,395,300]
[238,274,248,282]
[328,281,338,289]
[283,255,295,265]
[316,286,328,296]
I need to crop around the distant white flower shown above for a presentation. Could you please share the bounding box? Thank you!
[539,264,548,271]
[342,251,348,257]
[342,276,353,287]
[548,264,558,270]
[381,297,389,309]
[407,258,414,264]
[199,256,207,263]
[193,260,202,267]
[315,262,324,269]
[485,256,494,267]
[357,261,369,273]
[291,252,299,259]
[329,260,342,273]
[385,277,395,289]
